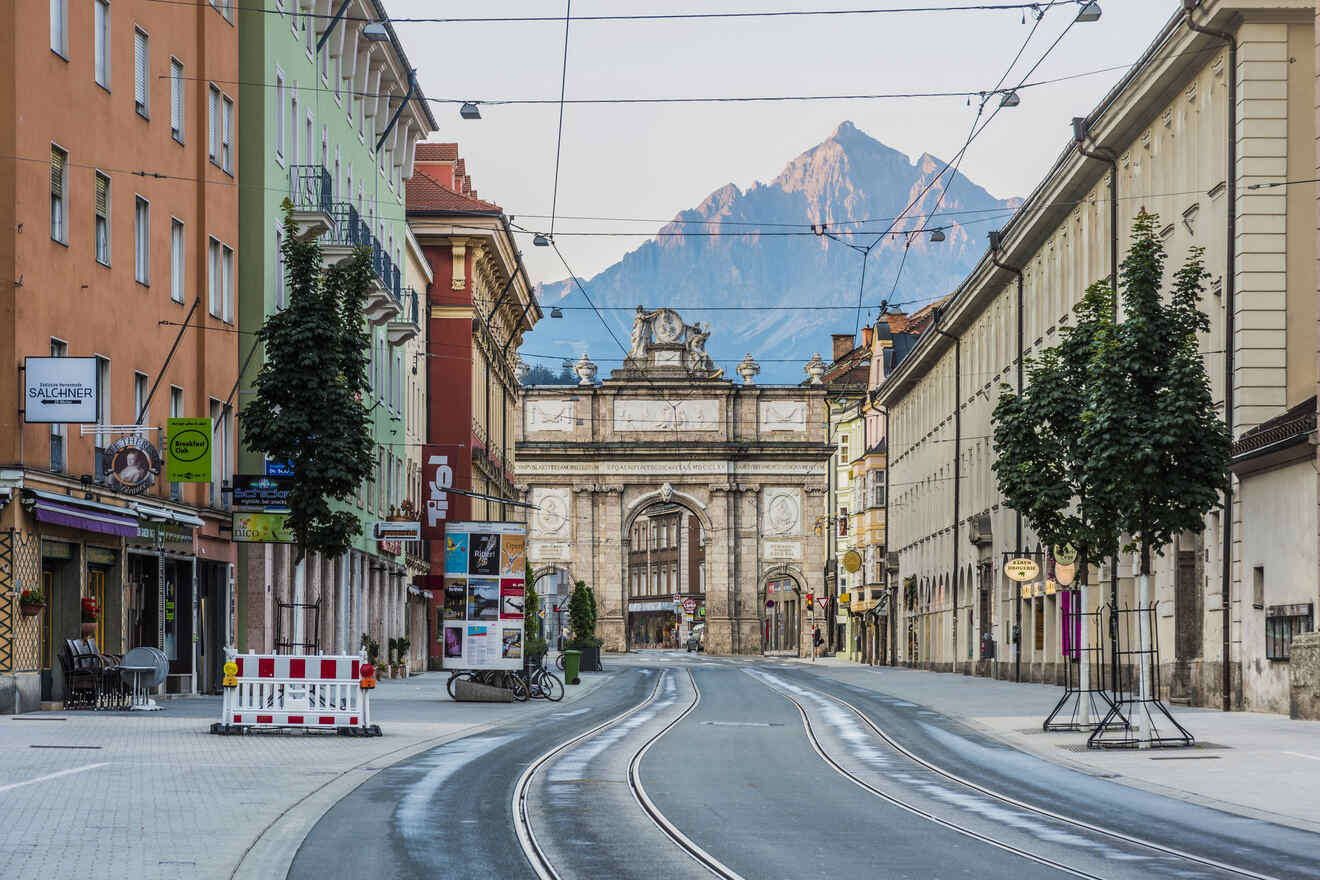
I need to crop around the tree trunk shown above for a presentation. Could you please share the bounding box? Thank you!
[1137,538,1153,749]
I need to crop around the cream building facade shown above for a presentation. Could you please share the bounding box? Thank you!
[516,315,830,656]
[877,0,1316,712]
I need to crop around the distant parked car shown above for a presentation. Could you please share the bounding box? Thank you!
[685,624,706,653]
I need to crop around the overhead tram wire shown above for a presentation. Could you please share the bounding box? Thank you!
[146,1,1078,25]
[547,0,572,240]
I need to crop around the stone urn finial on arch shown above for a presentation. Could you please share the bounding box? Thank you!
[804,352,827,385]
[574,352,598,386]
[736,353,760,385]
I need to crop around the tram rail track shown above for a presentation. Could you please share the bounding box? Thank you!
[513,667,742,880]
[753,670,1285,880]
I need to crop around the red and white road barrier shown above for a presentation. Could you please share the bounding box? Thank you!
[210,648,381,736]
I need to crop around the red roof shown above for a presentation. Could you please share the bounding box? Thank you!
[415,142,459,161]
[407,169,502,214]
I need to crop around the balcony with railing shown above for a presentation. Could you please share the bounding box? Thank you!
[387,287,422,345]
[364,236,402,327]
[321,202,368,266]
[288,165,334,241]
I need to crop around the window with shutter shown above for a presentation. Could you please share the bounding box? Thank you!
[50,146,67,242]
[51,0,67,56]
[134,29,148,116]
[134,197,149,284]
[95,174,110,265]
[170,60,183,140]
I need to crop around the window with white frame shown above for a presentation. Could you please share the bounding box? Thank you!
[94,173,110,265]
[274,227,285,309]
[49,338,67,472]
[133,27,149,117]
[839,431,850,466]
[133,371,149,428]
[208,84,219,162]
[838,506,848,537]
[170,58,184,141]
[209,399,231,506]
[170,218,184,303]
[290,92,300,164]
[872,469,886,508]
[221,94,233,172]
[51,0,68,56]
[50,145,67,243]
[134,196,149,284]
[169,386,183,499]
[94,355,111,473]
[275,71,285,156]
[207,237,232,321]
[94,1,110,86]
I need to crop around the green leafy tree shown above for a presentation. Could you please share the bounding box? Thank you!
[524,561,547,660]
[992,281,1122,718]
[1083,211,1230,730]
[242,206,374,564]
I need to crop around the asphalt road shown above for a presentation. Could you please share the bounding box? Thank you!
[288,653,1320,880]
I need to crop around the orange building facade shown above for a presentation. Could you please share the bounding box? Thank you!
[0,0,239,710]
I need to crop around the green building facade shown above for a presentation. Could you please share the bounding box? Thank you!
[235,1,435,656]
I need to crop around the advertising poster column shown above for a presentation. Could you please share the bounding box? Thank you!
[440,522,526,671]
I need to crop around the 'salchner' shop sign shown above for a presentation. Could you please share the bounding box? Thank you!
[24,357,97,424]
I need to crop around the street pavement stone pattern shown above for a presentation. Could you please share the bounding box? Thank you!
[0,669,613,880]
[785,656,1320,834]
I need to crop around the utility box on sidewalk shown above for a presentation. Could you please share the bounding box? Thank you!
[1289,632,1320,720]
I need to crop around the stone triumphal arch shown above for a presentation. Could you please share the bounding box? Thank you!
[516,309,831,655]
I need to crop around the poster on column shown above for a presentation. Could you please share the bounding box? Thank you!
[442,521,527,670]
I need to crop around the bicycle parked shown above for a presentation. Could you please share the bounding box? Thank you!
[525,656,564,701]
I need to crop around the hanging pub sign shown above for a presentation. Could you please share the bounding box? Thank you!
[1052,544,1078,566]
[842,550,863,573]
[1004,557,1040,583]
[23,357,97,423]
[104,435,163,495]
[165,417,212,482]
[233,474,293,509]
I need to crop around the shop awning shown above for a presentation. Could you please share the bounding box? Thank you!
[28,491,138,537]
[134,503,204,527]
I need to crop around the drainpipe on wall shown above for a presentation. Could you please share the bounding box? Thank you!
[1072,116,1122,697]
[931,313,961,673]
[1183,0,1236,713]
[989,232,1024,683]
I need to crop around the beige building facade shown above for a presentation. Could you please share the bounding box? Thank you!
[877,0,1316,713]
[516,316,830,656]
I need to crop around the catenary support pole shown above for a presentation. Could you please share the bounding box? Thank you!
[990,239,1023,683]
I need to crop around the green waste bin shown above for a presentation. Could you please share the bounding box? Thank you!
[563,650,581,685]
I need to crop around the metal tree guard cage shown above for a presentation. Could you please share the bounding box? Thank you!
[1042,599,1117,732]
[1087,602,1194,749]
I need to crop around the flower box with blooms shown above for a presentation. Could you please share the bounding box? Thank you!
[19,588,45,617]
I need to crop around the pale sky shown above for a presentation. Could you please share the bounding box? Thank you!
[388,0,1183,286]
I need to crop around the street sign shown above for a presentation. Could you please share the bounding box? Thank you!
[842,550,862,573]
[264,459,294,477]
[682,598,697,613]
[1004,557,1040,582]
[1053,544,1078,566]
[23,357,97,423]
[372,521,422,541]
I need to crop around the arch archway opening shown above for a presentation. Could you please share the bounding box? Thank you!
[623,498,708,651]
[533,566,572,652]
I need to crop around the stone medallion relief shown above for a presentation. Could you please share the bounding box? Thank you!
[530,487,572,539]
[762,487,803,537]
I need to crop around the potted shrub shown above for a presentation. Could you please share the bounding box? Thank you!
[361,633,382,672]
[566,581,602,673]
[80,596,100,637]
[19,588,45,618]
[395,637,410,678]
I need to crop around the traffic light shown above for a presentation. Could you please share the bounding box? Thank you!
[806,592,814,607]
[552,604,560,613]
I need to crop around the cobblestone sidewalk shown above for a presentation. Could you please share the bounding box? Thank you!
[0,668,613,880]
